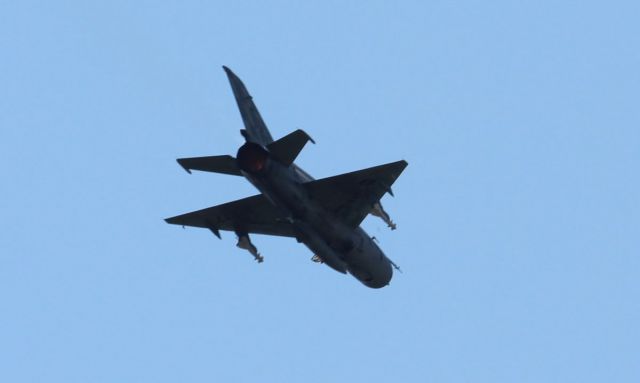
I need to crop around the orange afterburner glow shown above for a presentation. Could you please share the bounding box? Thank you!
[236,142,269,173]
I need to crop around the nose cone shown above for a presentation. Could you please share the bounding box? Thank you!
[365,263,393,289]
[349,258,393,289]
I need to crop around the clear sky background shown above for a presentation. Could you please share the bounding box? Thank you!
[1,1,638,382]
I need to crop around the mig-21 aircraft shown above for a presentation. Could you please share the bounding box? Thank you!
[165,66,407,288]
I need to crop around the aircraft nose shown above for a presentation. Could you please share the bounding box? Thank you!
[364,269,393,288]
[351,259,393,289]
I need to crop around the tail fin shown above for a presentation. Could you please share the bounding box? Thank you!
[223,66,274,145]
[267,129,315,166]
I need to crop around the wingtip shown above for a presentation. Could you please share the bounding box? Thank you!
[176,159,192,174]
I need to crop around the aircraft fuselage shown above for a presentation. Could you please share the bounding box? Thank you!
[237,142,393,288]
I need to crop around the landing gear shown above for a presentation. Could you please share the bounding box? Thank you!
[371,202,397,230]
[235,232,263,263]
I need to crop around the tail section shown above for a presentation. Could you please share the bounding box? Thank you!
[223,66,274,145]
[176,155,242,176]
[267,129,315,166]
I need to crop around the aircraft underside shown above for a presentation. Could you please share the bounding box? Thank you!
[165,66,407,288]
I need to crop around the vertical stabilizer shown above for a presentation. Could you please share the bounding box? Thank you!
[222,66,274,145]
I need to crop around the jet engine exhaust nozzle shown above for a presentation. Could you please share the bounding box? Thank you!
[236,142,269,173]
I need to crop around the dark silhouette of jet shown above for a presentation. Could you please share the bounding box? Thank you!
[165,66,407,288]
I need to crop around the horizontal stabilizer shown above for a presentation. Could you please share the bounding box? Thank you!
[304,160,408,228]
[176,155,242,176]
[267,129,314,166]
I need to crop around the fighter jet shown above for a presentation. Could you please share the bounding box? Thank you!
[165,66,408,288]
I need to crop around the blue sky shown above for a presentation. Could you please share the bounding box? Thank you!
[1,1,638,382]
